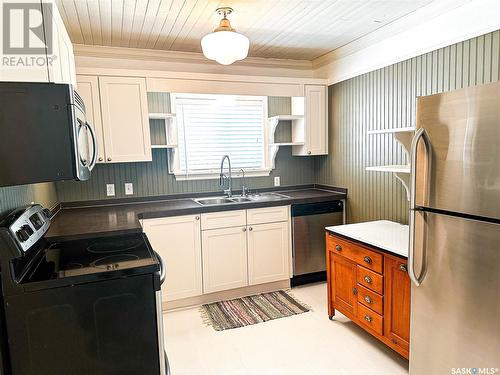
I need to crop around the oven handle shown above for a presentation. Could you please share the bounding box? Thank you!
[155,251,166,285]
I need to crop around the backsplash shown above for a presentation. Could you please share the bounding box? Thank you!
[56,95,316,202]
[0,182,58,216]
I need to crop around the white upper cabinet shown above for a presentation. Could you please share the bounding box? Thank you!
[76,75,105,163]
[0,0,75,84]
[98,76,152,163]
[293,84,328,156]
[142,215,203,302]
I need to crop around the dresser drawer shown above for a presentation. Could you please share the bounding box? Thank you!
[357,265,383,294]
[247,205,289,225]
[357,284,383,315]
[326,235,383,273]
[357,303,383,335]
[201,210,247,230]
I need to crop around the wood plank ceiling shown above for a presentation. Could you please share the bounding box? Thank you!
[56,0,433,60]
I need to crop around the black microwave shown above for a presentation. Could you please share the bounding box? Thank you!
[0,82,97,187]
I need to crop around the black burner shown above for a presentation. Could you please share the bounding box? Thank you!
[91,254,140,269]
[87,238,143,253]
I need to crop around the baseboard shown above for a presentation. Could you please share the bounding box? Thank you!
[163,279,291,311]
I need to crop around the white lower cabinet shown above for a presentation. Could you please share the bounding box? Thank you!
[247,222,290,285]
[202,226,248,293]
[142,215,202,303]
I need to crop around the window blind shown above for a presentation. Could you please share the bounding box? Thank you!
[172,94,266,175]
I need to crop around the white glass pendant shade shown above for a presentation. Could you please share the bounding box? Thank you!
[201,31,249,65]
[201,7,249,65]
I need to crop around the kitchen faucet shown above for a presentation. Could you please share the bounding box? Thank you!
[219,155,232,197]
[240,168,249,196]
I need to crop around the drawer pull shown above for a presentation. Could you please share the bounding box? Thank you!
[364,315,372,323]
[364,295,372,304]
[399,264,407,272]
[335,245,342,252]
[364,275,372,284]
[363,256,372,264]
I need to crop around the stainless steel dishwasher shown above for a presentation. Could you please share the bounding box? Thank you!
[291,200,344,286]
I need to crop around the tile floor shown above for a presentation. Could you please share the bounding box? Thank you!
[163,282,409,375]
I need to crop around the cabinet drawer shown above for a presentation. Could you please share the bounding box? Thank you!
[357,284,383,315]
[247,206,289,225]
[357,266,383,294]
[201,210,246,230]
[357,303,383,335]
[327,235,383,273]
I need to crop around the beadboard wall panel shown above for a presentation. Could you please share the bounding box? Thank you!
[316,30,500,224]
[56,96,314,201]
[0,183,58,216]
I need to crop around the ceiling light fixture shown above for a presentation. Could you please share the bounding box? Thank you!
[201,7,249,65]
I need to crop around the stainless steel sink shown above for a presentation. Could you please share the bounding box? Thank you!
[193,192,291,206]
[194,197,233,206]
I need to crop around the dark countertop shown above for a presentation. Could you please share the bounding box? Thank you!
[47,185,347,241]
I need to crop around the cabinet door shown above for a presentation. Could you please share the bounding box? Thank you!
[142,215,202,302]
[76,75,105,163]
[202,226,248,293]
[384,257,411,353]
[99,76,152,163]
[305,84,327,155]
[330,253,358,319]
[247,221,290,285]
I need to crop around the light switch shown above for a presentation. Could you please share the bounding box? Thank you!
[125,183,134,195]
[106,184,115,197]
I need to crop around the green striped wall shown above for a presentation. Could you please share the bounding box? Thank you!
[0,183,58,216]
[56,96,315,202]
[315,30,500,224]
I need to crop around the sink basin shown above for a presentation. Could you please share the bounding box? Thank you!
[194,197,233,206]
[230,197,252,203]
[248,192,291,201]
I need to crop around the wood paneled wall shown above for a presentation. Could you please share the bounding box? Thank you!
[56,96,315,202]
[316,30,500,224]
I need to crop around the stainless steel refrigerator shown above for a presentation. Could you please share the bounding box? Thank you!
[408,80,500,374]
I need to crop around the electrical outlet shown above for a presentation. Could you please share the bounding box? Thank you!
[106,184,115,197]
[125,183,134,195]
[274,176,281,187]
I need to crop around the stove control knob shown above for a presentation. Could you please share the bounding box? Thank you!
[22,225,34,236]
[16,228,30,242]
[42,208,51,219]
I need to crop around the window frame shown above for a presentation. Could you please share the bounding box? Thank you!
[168,93,271,181]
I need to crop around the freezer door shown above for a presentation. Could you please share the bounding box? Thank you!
[409,211,500,375]
[415,80,500,220]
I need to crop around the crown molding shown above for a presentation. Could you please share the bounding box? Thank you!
[312,0,500,84]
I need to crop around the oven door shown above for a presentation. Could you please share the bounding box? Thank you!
[155,251,171,375]
[73,104,97,181]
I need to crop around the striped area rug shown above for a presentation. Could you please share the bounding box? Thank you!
[200,290,310,331]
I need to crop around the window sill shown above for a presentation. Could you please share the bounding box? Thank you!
[172,169,272,181]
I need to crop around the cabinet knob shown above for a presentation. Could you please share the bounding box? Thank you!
[364,295,372,304]
[335,244,342,252]
[249,227,253,231]
[195,216,200,221]
[107,157,112,162]
[307,151,311,155]
[364,275,372,284]
[399,264,407,272]
[98,157,103,162]
[364,315,372,323]
[353,287,358,295]
[363,256,372,264]
[242,227,246,232]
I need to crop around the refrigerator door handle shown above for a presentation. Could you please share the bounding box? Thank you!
[408,128,431,287]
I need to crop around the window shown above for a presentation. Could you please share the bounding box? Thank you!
[169,93,269,179]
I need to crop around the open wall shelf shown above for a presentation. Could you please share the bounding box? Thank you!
[149,112,178,149]
[267,114,305,169]
[366,127,415,200]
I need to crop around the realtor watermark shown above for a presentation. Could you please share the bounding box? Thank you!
[451,368,499,375]
[2,2,56,68]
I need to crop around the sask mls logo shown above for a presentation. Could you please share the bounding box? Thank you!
[2,2,52,55]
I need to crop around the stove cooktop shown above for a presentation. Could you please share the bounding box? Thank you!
[22,233,158,283]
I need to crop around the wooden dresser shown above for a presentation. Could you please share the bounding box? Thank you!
[325,220,410,359]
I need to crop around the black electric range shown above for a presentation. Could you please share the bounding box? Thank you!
[0,204,169,375]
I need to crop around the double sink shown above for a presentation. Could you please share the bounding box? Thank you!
[193,192,291,206]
